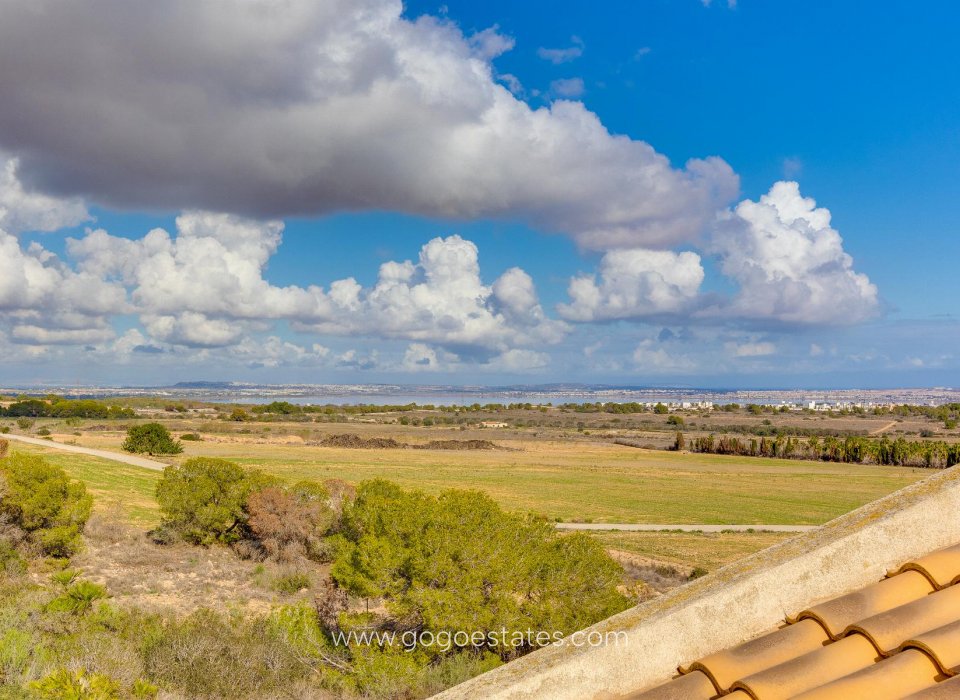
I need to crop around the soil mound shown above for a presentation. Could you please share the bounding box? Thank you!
[319,434,403,449]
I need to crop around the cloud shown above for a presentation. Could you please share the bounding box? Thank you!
[401,342,460,371]
[483,348,550,372]
[710,182,878,325]
[11,325,115,346]
[468,26,515,60]
[730,341,776,357]
[229,336,330,369]
[537,37,584,64]
[67,212,333,347]
[0,226,127,344]
[0,155,90,234]
[0,0,737,251]
[558,249,704,321]
[66,215,565,355]
[550,77,585,98]
[632,339,696,372]
[293,235,569,353]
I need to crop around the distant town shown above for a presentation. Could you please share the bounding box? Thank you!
[2,382,958,408]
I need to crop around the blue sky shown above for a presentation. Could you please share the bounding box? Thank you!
[0,0,957,387]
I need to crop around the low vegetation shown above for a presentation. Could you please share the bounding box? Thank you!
[0,451,631,698]
[680,432,960,468]
[0,452,92,557]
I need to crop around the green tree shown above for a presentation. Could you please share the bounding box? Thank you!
[155,458,277,544]
[673,431,686,451]
[0,453,92,556]
[331,480,628,659]
[122,423,183,455]
[653,403,669,414]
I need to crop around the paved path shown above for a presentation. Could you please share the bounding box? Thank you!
[555,523,817,533]
[2,433,167,471]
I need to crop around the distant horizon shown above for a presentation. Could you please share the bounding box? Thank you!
[3,380,957,396]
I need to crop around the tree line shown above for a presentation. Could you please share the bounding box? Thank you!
[0,398,135,419]
[676,431,960,468]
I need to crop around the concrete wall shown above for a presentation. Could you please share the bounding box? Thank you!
[435,466,960,700]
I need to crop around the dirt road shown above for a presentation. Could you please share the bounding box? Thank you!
[2,433,167,471]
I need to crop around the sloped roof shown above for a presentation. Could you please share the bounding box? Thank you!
[435,465,960,700]
[630,543,960,698]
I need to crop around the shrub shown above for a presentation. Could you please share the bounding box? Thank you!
[50,568,81,586]
[15,418,33,430]
[121,423,183,455]
[155,458,277,545]
[0,438,7,458]
[247,482,334,562]
[179,433,202,441]
[35,427,51,436]
[47,580,109,615]
[29,669,122,699]
[271,570,311,594]
[0,453,92,557]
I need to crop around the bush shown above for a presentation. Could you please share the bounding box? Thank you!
[47,580,109,615]
[271,570,311,594]
[0,453,92,557]
[179,433,202,441]
[121,423,183,455]
[247,482,334,562]
[155,458,277,545]
[29,669,122,699]
[15,418,33,430]
[35,427,51,436]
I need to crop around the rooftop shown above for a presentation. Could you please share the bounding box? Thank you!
[630,542,960,698]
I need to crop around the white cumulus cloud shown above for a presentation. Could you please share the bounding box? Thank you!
[558,249,704,321]
[0,155,90,234]
[710,181,879,325]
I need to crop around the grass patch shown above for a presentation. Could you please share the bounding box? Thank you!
[592,530,795,571]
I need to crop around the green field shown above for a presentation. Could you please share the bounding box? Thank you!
[10,435,928,527]
[594,530,796,570]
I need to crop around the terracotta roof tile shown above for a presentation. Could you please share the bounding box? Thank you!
[846,584,960,654]
[680,618,828,691]
[902,674,960,698]
[795,570,934,639]
[623,668,716,700]
[730,633,878,699]
[900,619,960,675]
[629,544,960,699]
[889,543,960,589]
[789,649,943,700]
